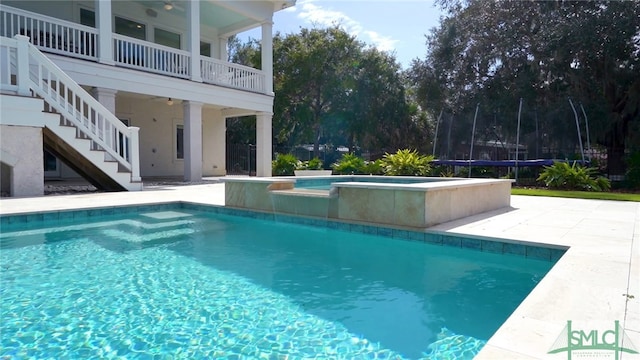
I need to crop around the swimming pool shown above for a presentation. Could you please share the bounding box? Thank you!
[0,205,558,359]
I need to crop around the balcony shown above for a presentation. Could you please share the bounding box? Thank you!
[0,4,266,94]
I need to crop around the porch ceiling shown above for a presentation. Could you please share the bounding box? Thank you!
[101,91,260,118]
[131,0,263,35]
[108,91,229,111]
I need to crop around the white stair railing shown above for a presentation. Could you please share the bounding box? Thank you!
[1,35,140,182]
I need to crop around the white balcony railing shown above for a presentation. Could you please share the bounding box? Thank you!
[201,57,266,93]
[0,5,98,60]
[0,4,267,94]
[113,34,190,79]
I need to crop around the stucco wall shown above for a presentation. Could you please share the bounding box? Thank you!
[116,97,226,177]
[0,125,44,197]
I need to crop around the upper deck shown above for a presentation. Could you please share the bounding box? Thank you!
[0,1,291,100]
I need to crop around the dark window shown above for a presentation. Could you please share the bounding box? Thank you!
[80,8,95,27]
[200,41,211,57]
[155,28,181,49]
[43,150,57,172]
[115,17,146,40]
[176,125,184,159]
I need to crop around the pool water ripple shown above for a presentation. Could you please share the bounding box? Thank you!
[0,210,552,359]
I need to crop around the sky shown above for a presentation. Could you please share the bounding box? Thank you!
[242,0,445,69]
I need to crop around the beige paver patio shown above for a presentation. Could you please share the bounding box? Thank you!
[0,182,638,359]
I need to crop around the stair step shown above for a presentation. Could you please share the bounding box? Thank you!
[15,57,140,191]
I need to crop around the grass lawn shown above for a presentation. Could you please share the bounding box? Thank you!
[512,188,640,202]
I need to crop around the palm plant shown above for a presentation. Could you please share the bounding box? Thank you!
[537,162,611,191]
[380,149,434,176]
[272,153,298,176]
[332,153,365,175]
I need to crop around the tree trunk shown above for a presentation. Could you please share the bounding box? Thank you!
[313,126,321,159]
[604,112,631,180]
[607,145,626,180]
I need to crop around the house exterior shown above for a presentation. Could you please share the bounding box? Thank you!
[0,0,293,197]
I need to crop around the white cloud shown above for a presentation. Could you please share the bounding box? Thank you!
[296,0,363,35]
[292,0,398,52]
[364,30,399,52]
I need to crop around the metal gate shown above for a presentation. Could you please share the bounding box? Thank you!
[226,144,256,175]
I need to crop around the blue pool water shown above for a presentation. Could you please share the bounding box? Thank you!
[0,207,555,359]
[294,176,446,190]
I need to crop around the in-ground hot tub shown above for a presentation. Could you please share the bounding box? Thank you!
[223,175,513,228]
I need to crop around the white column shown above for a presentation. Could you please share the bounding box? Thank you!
[188,0,201,82]
[261,21,274,95]
[14,35,30,96]
[183,101,203,181]
[91,88,120,165]
[256,112,272,177]
[90,87,117,113]
[202,109,227,176]
[219,37,228,61]
[96,0,114,65]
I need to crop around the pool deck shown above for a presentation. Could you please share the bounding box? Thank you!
[0,181,638,359]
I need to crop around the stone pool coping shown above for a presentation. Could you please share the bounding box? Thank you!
[224,176,513,228]
[0,181,638,360]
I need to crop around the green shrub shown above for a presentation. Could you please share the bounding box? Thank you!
[431,165,455,177]
[456,166,497,178]
[296,157,323,170]
[272,153,298,176]
[381,149,433,176]
[455,167,471,178]
[361,159,384,175]
[307,157,323,170]
[332,153,365,175]
[537,162,611,192]
[501,171,515,179]
[515,167,538,179]
[595,176,612,192]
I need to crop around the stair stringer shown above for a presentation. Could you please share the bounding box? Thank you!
[42,112,143,191]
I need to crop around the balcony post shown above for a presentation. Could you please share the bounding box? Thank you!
[219,36,228,61]
[96,0,114,65]
[183,100,204,181]
[261,20,274,95]
[188,0,201,82]
[14,35,30,96]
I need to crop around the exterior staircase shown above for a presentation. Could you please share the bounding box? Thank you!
[1,35,142,191]
[42,114,138,191]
